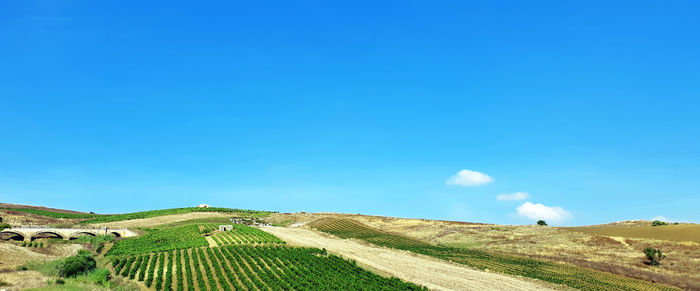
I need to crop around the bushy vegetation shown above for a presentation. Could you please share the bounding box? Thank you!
[652,220,669,226]
[644,248,666,265]
[107,225,208,256]
[0,222,11,231]
[60,250,97,278]
[311,218,678,291]
[537,220,548,226]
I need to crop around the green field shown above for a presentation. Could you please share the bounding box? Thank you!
[106,223,424,290]
[309,218,680,291]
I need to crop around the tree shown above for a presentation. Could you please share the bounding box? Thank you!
[643,248,665,265]
[537,220,547,226]
[652,220,668,226]
[60,251,96,277]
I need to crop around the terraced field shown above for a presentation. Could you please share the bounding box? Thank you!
[309,218,680,291]
[107,223,424,290]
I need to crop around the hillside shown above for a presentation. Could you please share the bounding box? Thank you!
[1,206,696,290]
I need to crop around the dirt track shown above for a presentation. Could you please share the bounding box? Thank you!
[261,226,558,291]
[86,212,232,228]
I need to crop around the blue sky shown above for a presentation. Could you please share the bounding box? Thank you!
[1,1,699,225]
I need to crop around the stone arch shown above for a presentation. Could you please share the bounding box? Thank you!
[0,230,25,241]
[31,231,64,241]
[69,231,96,240]
[109,231,121,237]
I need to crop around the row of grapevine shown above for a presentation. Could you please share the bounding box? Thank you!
[112,245,425,290]
[211,224,285,246]
[108,225,208,256]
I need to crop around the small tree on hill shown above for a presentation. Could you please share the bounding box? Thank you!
[643,248,665,265]
[652,220,668,226]
[537,220,547,226]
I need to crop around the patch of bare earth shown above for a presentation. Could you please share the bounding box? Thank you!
[86,212,233,228]
[261,226,559,291]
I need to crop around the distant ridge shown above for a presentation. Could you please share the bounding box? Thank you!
[0,203,89,214]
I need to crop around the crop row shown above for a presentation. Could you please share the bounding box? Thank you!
[107,225,208,256]
[111,245,425,290]
[311,218,679,291]
[211,225,285,246]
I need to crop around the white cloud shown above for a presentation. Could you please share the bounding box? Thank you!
[497,192,529,201]
[649,216,672,222]
[446,169,493,186]
[516,202,572,224]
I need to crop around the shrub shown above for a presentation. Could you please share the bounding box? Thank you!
[60,251,96,277]
[95,242,105,254]
[643,248,665,265]
[39,242,44,248]
[652,220,668,226]
[55,278,65,285]
[0,222,10,231]
[85,268,110,285]
[537,220,548,226]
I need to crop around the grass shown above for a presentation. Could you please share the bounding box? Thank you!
[25,269,140,291]
[20,259,63,277]
[562,224,700,243]
[310,218,680,291]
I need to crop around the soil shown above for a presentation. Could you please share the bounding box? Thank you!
[86,212,233,228]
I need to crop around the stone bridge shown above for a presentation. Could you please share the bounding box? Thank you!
[0,226,137,242]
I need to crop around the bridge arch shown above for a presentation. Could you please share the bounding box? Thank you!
[0,230,25,241]
[31,231,64,241]
[69,232,96,240]
[109,231,121,237]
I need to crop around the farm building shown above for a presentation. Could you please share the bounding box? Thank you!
[219,225,233,231]
[197,204,210,208]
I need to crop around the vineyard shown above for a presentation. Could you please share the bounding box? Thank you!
[210,224,285,246]
[309,218,680,291]
[107,225,209,256]
[107,224,424,290]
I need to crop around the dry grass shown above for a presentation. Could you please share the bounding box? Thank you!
[267,212,700,290]
[562,221,700,243]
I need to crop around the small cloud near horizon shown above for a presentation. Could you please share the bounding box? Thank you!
[497,192,529,201]
[516,201,572,224]
[446,169,493,186]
